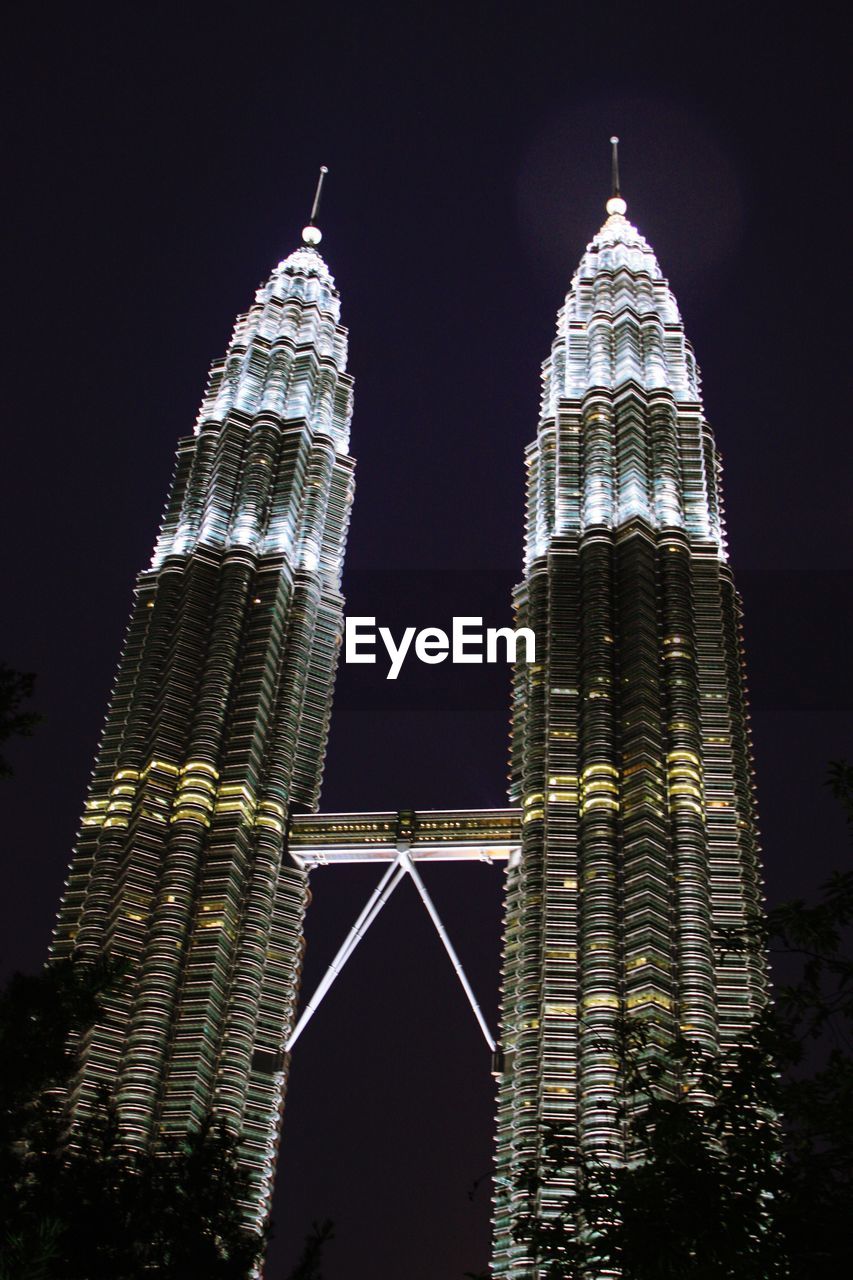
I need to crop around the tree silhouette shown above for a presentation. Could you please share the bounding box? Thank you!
[515,762,853,1279]
[283,1219,335,1280]
[0,663,41,778]
[0,959,265,1278]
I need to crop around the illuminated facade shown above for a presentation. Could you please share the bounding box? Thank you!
[491,185,767,1273]
[49,158,767,1275]
[52,222,355,1229]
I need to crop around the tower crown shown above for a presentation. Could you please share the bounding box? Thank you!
[151,218,353,571]
[552,212,692,402]
[527,158,724,564]
[266,245,338,308]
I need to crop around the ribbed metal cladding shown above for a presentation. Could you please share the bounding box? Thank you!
[492,209,767,1275]
[51,244,355,1232]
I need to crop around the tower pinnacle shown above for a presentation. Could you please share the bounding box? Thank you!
[606,136,627,217]
[302,165,329,246]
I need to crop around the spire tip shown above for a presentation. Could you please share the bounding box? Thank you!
[606,137,626,217]
[302,166,329,246]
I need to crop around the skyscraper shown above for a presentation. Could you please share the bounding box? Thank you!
[491,156,767,1273]
[51,194,355,1229]
[48,151,767,1275]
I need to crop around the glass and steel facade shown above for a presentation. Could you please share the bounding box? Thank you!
[52,241,355,1230]
[48,186,767,1272]
[491,202,767,1275]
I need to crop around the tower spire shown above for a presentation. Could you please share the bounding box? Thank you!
[302,165,329,246]
[606,136,627,217]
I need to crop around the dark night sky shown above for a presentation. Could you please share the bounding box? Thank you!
[2,3,852,1276]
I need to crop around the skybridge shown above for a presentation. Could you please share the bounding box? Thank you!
[288,806,522,867]
[285,808,522,1054]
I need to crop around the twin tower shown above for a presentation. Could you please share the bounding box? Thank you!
[51,159,767,1276]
